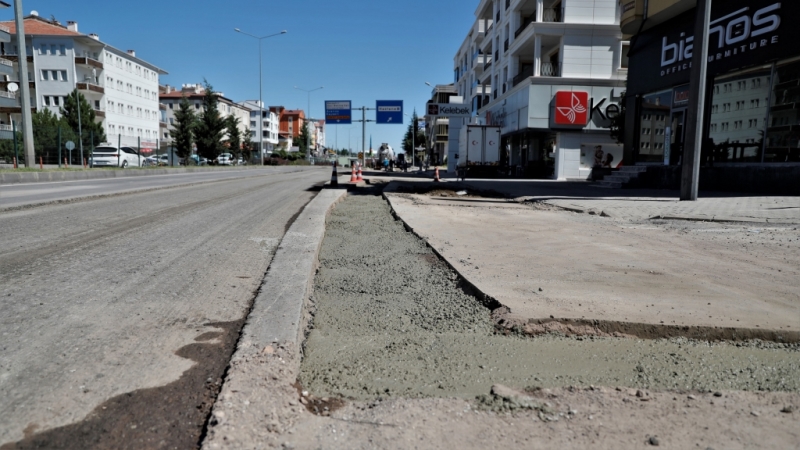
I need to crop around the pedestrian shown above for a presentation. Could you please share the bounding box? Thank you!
[383,157,389,172]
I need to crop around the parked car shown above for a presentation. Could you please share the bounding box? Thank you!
[237,157,244,165]
[216,153,234,165]
[180,155,208,166]
[142,155,159,166]
[89,146,142,168]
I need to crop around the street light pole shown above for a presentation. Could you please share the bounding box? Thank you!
[294,86,323,159]
[235,28,286,166]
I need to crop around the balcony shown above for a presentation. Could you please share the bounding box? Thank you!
[512,66,534,87]
[515,16,535,38]
[541,61,560,77]
[76,82,104,94]
[0,57,12,67]
[542,8,562,23]
[75,56,104,69]
[93,108,106,118]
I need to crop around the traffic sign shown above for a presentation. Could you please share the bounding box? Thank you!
[376,100,403,124]
[65,141,75,151]
[358,152,364,159]
[325,100,352,124]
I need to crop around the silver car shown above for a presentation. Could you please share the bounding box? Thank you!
[216,153,234,166]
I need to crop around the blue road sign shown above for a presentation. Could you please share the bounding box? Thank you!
[325,100,352,124]
[376,100,403,125]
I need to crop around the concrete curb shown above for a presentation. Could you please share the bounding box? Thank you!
[0,166,270,185]
[200,188,347,449]
[244,188,347,346]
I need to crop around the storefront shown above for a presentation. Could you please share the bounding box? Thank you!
[625,0,800,168]
[482,83,625,180]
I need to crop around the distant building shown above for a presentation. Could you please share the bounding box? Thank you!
[159,84,250,150]
[239,100,278,154]
[423,83,458,166]
[0,13,168,152]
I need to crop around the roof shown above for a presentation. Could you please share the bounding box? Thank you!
[0,16,81,36]
[0,15,168,75]
[160,89,245,109]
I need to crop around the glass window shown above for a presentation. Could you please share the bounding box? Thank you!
[43,96,50,106]
[709,67,771,163]
[41,70,48,81]
[637,90,672,163]
[766,59,800,162]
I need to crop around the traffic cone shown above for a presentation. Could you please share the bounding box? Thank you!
[356,164,363,182]
[350,165,358,182]
[330,162,339,187]
[433,166,441,182]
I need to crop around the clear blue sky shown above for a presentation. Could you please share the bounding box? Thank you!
[10,0,476,152]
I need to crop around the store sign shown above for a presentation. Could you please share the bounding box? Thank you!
[554,91,589,125]
[628,0,800,94]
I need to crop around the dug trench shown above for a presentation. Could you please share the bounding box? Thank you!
[296,194,800,407]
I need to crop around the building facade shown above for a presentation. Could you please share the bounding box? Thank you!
[423,83,458,166]
[159,84,251,151]
[239,100,279,154]
[452,0,626,179]
[623,0,800,169]
[0,14,167,152]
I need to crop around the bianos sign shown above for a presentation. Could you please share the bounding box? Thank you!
[554,91,589,126]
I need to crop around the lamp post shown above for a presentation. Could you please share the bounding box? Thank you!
[294,86,323,159]
[235,28,287,166]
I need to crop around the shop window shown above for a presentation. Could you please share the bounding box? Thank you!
[637,90,671,163]
[709,68,771,163]
[766,60,800,162]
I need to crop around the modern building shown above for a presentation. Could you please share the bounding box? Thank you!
[239,100,279,154]
[452,0,627,179]
[0,2,17,139]
[423,83,459,166]
[159,84,251,150]
[622,0,800,171]
[0,13,167,152]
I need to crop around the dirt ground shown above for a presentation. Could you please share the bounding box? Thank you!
[385,190,799,338]
[249,194,800,450]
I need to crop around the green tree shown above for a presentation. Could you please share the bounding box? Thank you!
[298,121,311,156]
[402,111,426,156]
[195,80,226,160]
[30,109,77,163]
[169,95,197,160]
[225,115,241,158]
[61,89,105,150]
[241,128,253,162]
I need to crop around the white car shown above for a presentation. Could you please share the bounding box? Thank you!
[90,146,142,168]
[216,153,233,166]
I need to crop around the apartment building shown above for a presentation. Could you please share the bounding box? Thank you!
[159,84,251,148]
[622,0,800,167]
[238,100,279,154]
[0,13,167,152]
[0,2,17,138]
[452,0,626,179]
[423,83,459,166]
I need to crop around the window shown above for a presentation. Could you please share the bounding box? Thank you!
[620,43,629,69]
[43,95,51,106]
[50,44,56,55]
[59,45,66,56]
[41,70,49,81]
[168,102,173,110]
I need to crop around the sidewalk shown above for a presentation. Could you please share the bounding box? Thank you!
[381,178,800,338]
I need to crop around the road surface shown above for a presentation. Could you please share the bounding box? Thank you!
[0,167,327,448]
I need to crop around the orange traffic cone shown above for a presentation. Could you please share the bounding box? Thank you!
[350,165,358,182]
[433,166,441,182]
[330,162,339,187]
[356,164,363,182]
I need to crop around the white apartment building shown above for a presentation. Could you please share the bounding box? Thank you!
[0,14,167,153]
[239,100,279,154]
[452,0,626,179]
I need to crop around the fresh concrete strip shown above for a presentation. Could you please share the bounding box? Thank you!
[201,188,347,450]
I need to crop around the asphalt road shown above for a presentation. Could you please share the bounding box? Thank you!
[0,167,319,210]
[0,167,328,448]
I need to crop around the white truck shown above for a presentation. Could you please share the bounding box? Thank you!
[456,125,502,177]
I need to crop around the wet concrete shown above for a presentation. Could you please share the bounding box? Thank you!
[298,195,800,401]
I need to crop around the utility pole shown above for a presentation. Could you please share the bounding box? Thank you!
[352,106,374,167]
[13,0,34,167]
[680,0,712,201]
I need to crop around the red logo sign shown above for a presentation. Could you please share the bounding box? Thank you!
[554,91,589,126]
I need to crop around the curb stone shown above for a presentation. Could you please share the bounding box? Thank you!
[201,188,346,449]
